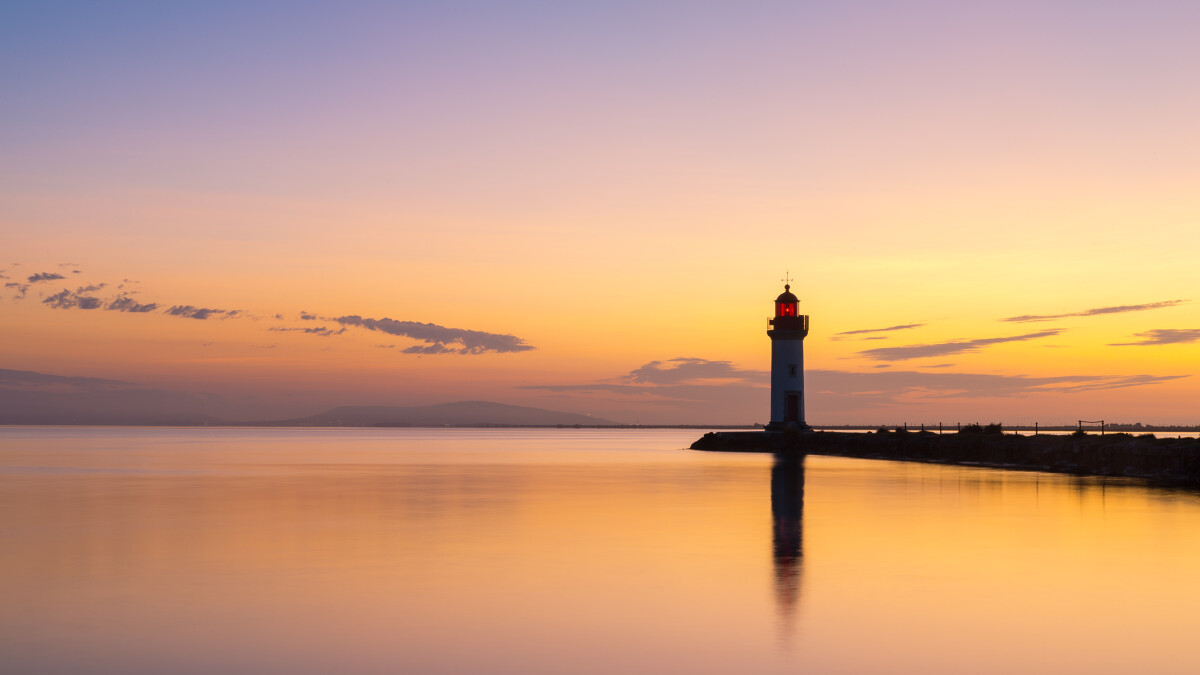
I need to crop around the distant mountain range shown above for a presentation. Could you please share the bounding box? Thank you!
[274,401,616,427]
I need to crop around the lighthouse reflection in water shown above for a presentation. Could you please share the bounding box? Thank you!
[771,454,805,629]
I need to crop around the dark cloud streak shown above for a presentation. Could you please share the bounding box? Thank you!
[622,357,765,384]
[335,315,534,354]
[1003,300,1186,323]
[107,295,158,313]
[43,288,102,309]
[165,305,229,320]
[1110,329,1200,346]
[269,326,346,336]
[859,330,1062,362]
[28,272,65,283]
[833,323,924,340]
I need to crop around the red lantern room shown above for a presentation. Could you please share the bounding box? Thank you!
[775,284,799,317]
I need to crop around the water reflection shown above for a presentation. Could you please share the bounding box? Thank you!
[771,454,805,631]
[9,429,1200,674]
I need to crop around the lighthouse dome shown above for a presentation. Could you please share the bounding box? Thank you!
[775,285,799,304]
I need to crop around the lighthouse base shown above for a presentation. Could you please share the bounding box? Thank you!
[765,421,813,434]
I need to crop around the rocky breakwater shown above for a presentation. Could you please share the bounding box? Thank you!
[691,427,1200,485]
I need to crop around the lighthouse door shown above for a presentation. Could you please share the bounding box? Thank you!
[786,394,800,423]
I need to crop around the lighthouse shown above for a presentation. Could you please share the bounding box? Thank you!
[766,283,809,432]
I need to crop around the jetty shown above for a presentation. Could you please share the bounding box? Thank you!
[692,429,1200,485]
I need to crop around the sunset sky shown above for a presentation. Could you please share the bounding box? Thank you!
[3,1,1198,425]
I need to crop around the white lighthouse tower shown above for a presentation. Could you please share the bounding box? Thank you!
[766,283,810,432]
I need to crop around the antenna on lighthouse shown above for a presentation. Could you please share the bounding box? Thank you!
[781,270,793,290]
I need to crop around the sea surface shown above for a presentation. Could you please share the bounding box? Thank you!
[3,427,1200,674]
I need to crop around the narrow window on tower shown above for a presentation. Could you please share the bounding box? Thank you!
[788,364,797,377]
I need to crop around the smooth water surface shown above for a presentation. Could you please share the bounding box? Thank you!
[3,427,1200,674]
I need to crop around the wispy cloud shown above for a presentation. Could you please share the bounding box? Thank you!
[269,326,346,336]
[165,305,231,320]
[5,282,29,299]
[859,330,1062,362]
[1003,300,1186,323]
[106,295,158,313]
[622,357,765,384]
[335,315,534,354]
[833,323,924,340]
[43,286,166,313]
[27,272,66,283]
[43,287,103,309]
[1110,329,1200,346]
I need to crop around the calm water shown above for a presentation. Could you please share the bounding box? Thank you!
[3,427,1200,674]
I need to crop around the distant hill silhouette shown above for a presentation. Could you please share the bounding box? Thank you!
[277,401,616,427]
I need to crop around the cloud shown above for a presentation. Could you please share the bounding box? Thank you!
[299,312,318,320]
[335,315,534,354]
[43,288,103,309]
[1110,329,1200,346]
[165,305,230,320]
[269,326,346,336]
[859,330,1062,362]
[833,323,924,340]
[0,368,132,392]
[531,368,1182,404]
[27,272,66,283]
[622,357,766,384]
[520,356,1188,424]
[522,357,768,413]
[808,369,1186,400]
[39,285,161,313]
[524,380,742,398]
[5,282,29,299]
[106,295,159,313]
[402,344,456,354]
[1003,300,1186,323]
